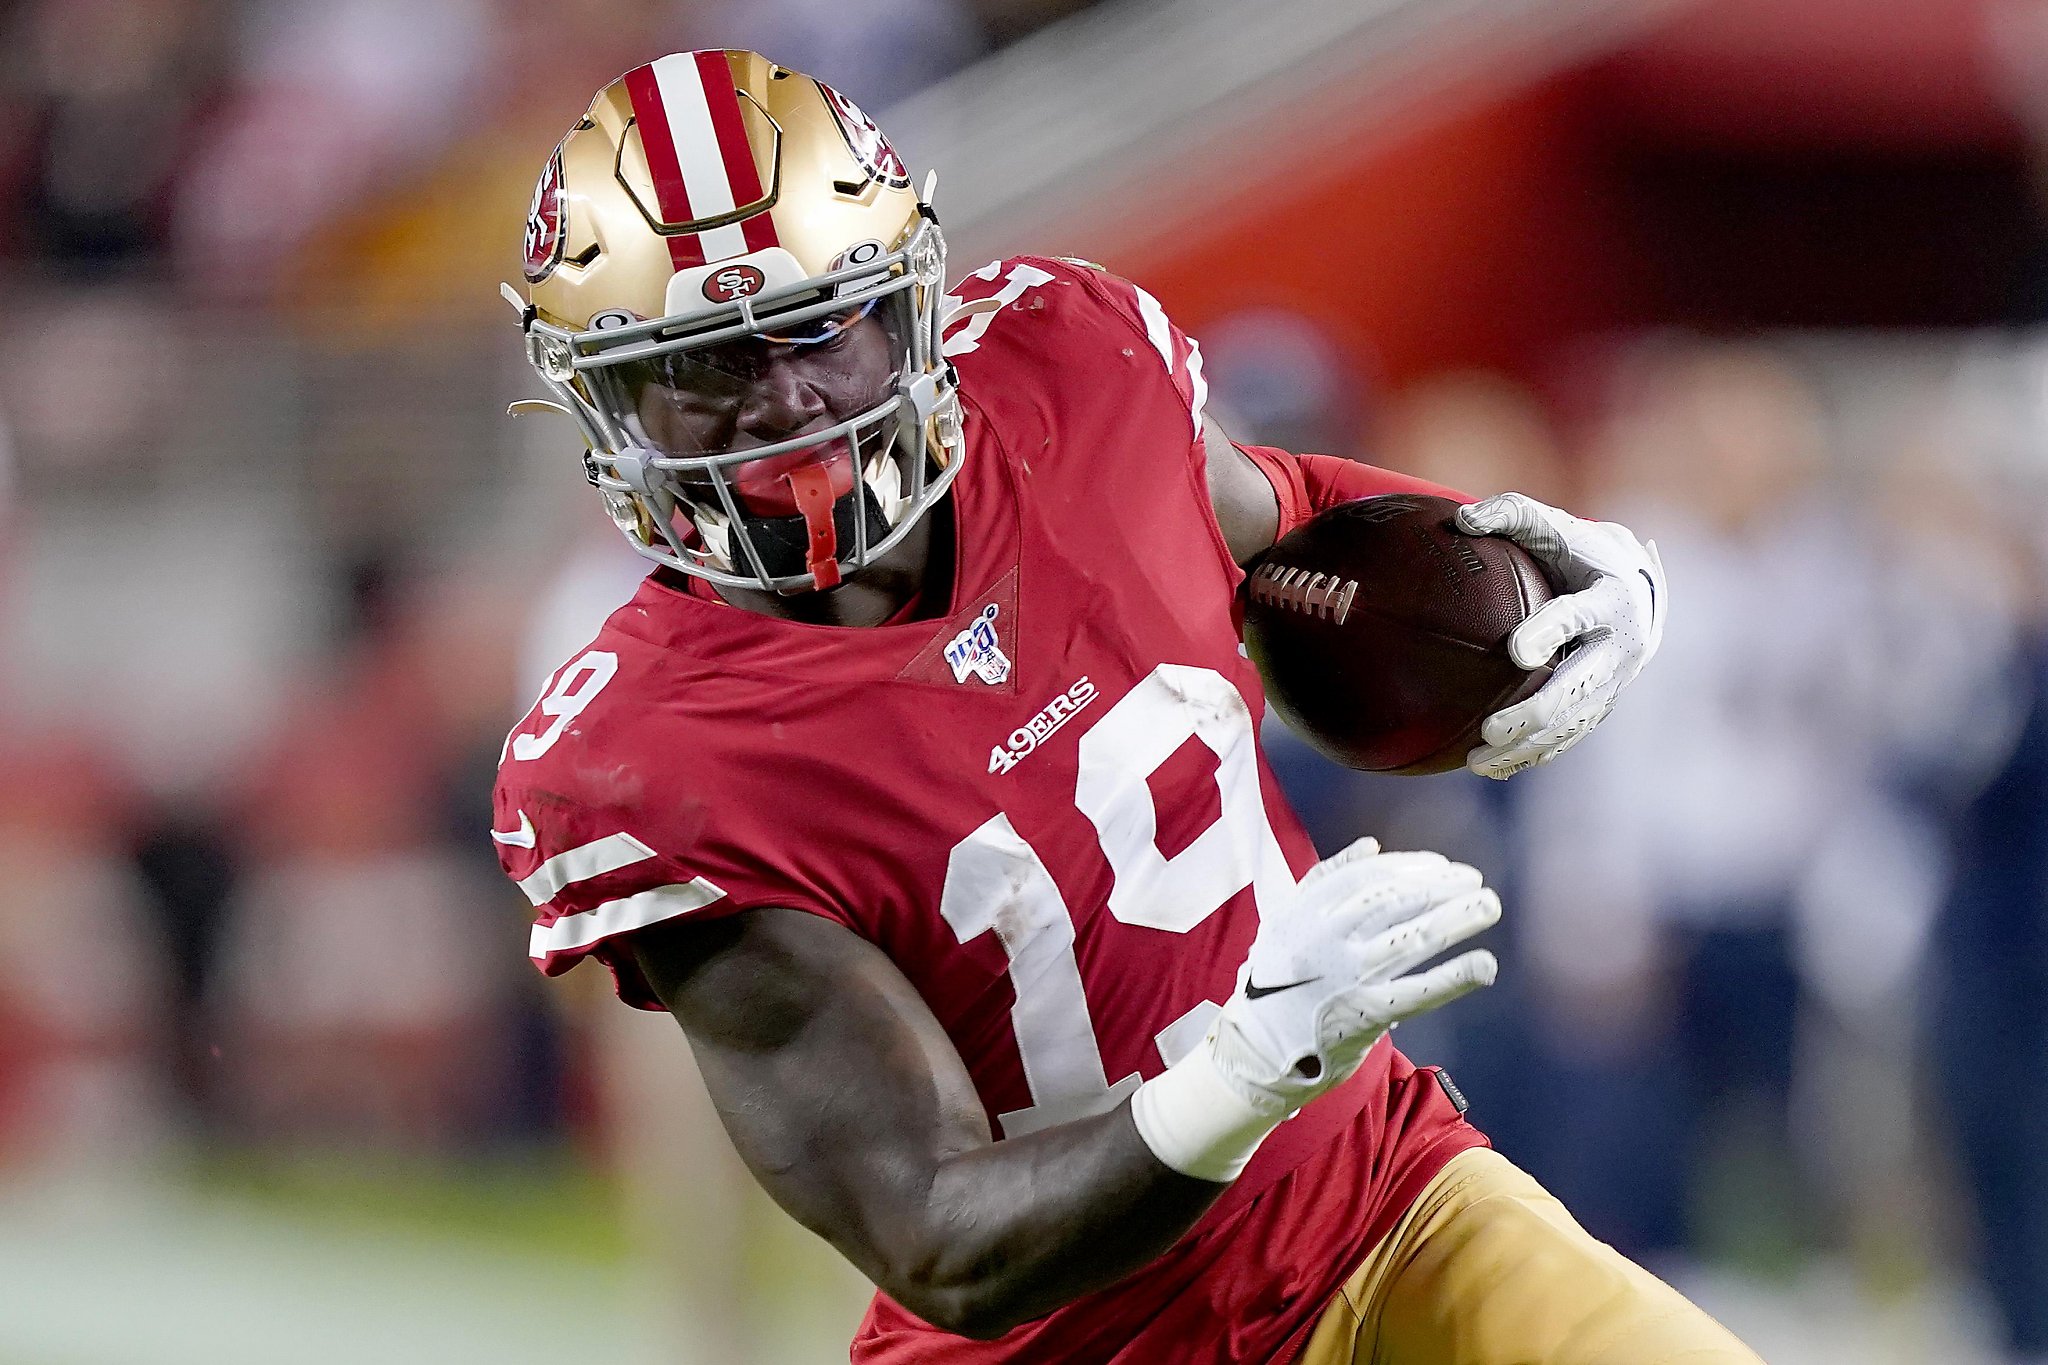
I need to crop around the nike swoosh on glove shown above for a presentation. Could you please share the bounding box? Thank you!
[1130,838,1500,1180]
[1213,839,1499,1109]
[1454,492,1668,780]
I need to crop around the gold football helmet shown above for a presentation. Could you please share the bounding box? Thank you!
[510,51,960,592]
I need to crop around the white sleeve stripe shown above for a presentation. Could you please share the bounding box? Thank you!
[516,832,659,906]
[529,879,729,957]
[1131,285,1177,378]
[1130,284,1203,438]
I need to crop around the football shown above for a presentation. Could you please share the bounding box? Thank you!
[1243,494,1555,774]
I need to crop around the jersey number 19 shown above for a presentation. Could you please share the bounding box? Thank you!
[940,663,1295,1137]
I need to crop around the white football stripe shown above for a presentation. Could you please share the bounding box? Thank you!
[530,880,729,957]
[516,832,658,906]
[651,53,750,261]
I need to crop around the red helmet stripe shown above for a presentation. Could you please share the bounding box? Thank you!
[621,62,705,271]
[692,51,779,256]
[635,53,756,265]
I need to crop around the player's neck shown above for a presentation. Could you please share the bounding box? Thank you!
[702,499,955,628]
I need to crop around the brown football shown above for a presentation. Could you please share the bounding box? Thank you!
[1243,494,1555,774]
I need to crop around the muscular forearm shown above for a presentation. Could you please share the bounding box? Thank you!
[632,910,1225,1340]
[900,1105,1221,1338]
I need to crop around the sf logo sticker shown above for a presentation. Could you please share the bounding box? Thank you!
[523,148,566,283]
[703,264,766,303]
[945,604,1011,686]
[821,84,911,190]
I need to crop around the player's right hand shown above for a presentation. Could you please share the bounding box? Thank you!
[1214,839,1499,1110]
[1131,839,1499,1181]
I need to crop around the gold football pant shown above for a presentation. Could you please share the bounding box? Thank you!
[1299,1148,1765,1365]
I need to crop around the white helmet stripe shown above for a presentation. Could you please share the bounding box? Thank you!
[651,53,750,262]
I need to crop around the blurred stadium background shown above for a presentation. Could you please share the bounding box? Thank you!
[3,0,2047,1361]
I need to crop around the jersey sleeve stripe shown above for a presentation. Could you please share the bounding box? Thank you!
[1131,285,1177,378]
[529,878,730,957]
[516,832,659,906]
[1185,335,1209,434]
[1129,282,1203,439]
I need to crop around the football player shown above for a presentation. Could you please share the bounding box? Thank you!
[494,51,1755,1363]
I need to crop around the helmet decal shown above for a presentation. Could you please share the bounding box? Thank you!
[832,240,886,270]
[522,149,566,282]
[702,263,767,303]
[821,85,911,190]
[622,52,779,271]
[513,51,957,594]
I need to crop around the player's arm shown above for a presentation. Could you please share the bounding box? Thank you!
[626,906,1219,1339]
[627,841,1500,1339]
[1200,415,1469,566]
[1201,415,1668,778]
[1202,415,1282,563]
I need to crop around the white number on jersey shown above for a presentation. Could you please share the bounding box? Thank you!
[506,650,618,762]
[940,261,1056,359]
[940,814,1141,1138]
[1076,664,1294,932]
[938,663,1295,1137]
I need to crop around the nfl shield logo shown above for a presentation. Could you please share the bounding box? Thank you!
[944,604,1011,686]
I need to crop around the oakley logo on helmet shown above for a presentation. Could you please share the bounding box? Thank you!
[523,149,566,283]
[821,85,911,190]
[833,240,885,270]
[830,239,889,299]
[703,264,767,303]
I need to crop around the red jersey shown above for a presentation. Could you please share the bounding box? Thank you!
[493,257,1483,1363]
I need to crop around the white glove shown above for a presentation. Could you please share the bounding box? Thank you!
[1131,838,1500,1181]
[1454,492,1668,780]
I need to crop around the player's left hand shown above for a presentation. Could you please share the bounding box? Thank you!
[1453,492,1667,779]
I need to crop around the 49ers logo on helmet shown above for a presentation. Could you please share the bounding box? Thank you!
[523,149,566,283]
[821,85,911,190]
[702,264,767,303]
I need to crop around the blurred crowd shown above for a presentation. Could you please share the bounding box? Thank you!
[3,1,2048,1363]
[0,0,1088,297]
[0,0,1099,1150]
[0,0,1095,1347]
[1230,329,2048,1362]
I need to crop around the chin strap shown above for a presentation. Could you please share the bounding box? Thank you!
[784,463,843,589]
